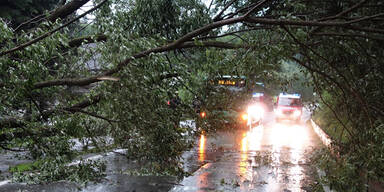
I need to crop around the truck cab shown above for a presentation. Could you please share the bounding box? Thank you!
[275,93,303,123]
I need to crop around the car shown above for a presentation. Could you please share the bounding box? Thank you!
[246,92,265,129]
[275,93,303,123]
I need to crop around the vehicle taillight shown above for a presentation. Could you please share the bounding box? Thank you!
[200,111,206,118]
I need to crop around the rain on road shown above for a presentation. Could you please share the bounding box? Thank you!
[0,110,324,192]
[172,110,323,192]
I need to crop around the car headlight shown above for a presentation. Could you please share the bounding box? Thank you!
[241,113,248,121]
[293,109,301,117]
[247,105,264,118]
[275,108,283,116]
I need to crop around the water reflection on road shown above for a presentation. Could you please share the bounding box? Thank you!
[198,134,206,162]
[265,123,309,192]
[0,112,321,192]
[173,114,322,192]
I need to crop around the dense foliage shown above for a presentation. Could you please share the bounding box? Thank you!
[0,0,383,189]
[0,0,61,28]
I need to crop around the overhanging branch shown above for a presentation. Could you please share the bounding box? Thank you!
[47,0,91,22]
[33,39,249,89]
[0,0,108,57]
[15,0,91,32]
[312,32,384,41]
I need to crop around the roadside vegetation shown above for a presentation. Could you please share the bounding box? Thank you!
[0,0,383,190]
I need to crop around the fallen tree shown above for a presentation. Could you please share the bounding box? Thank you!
[0,0,383,188]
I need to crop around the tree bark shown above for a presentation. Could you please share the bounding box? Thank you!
[47,0,91,22]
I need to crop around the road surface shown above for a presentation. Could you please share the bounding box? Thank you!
[0,109,323,191]
[172,110,323,192]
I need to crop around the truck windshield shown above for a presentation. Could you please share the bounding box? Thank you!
[278,97,301,107]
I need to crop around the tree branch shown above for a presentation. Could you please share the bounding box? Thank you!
[282,25,374,130]
[33,40,250,89]
[318,0,368,21]
[312,74,354,139]
[344,13,384,25]
[15,13,383,90]
[213,0,237,21]
[243,0,270,18]
[311,0,369,34]
[68,34,107,47]
[47,0,91,22]
[15,0,90,32]
[14,13,50,32]
[312,32,384,41]
[198,26,272,40]
[0,0,108,57]
[72,109,118,125]
[245,17,384,34]
[0,94,102,128]
[180,41,252,49]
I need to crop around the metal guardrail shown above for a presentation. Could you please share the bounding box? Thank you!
[311,119,332,148]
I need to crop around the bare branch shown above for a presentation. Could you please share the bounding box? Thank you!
[14,13,50,32]
[207,0,214,12]
[311,0,369,34]
[224,3,255,20]
[344,13,384,25]
[63,94,102,112]
[318,0,368,21]
[213,0,237,21]
[243,0,270,18]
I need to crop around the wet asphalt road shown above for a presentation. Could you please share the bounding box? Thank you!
[0,109,323,192]
[172,110,323,192]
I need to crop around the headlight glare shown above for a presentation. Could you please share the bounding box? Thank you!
[275,108,283,116]
[247,105,264,117]
[293,110,301,117]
